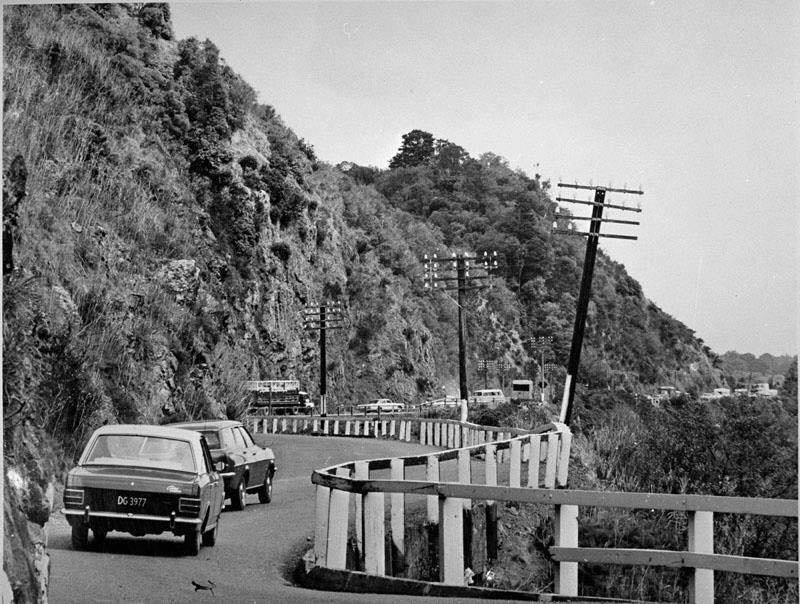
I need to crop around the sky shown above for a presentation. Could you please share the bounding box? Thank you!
[170,1,799,357]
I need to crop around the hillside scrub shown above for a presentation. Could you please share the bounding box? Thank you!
[3,4,796,602]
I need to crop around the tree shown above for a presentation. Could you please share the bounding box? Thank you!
[389,129,435,169]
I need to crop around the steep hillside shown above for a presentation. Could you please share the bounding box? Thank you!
[1,4,736,600]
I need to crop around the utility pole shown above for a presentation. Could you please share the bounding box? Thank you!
[553,182,643,425]
[303,300,344,416]
[423,251,498,413]
[477,359,497,389]
[544,363,560,403]
[528,335,553,404]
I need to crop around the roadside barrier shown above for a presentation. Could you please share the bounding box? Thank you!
[247,414,797,603]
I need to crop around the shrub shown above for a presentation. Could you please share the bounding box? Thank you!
[270,241,291,264]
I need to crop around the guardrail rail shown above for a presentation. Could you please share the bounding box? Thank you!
[247,414,798,603]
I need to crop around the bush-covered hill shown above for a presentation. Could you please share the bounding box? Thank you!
[3,5,793,602]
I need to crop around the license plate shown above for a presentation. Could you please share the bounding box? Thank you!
[117,495,147,508]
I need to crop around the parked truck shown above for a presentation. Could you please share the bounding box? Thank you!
[510,379,535,403]
[244,380,313,415]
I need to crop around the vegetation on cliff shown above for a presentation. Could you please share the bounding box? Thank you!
[2,4,795,602]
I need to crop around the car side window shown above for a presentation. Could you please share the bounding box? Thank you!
[238,427,255,448]
[199,438,215,474]
[220,427,235,448]
[231,427,246,449]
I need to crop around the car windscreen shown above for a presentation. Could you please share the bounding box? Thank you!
[84,434,196,473]
[200,430,221,449]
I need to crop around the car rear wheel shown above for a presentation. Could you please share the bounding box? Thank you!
[231,479,247,510]
[93,528,107,546]
[257,472,273,504]
[71,524,89,550]
[184,528,201,555]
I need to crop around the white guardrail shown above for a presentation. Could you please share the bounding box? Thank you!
[247,415,571,590]
[248,414,798,603]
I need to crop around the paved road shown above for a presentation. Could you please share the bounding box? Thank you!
[46,433,480,604]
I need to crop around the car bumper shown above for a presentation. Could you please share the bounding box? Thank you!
[62,508,202,527]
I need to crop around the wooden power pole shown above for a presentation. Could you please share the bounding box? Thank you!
[553,182,643,425]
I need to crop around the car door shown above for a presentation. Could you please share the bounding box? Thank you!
[228,427,250,485]
[236,426,267,486]
[199,437,224,521]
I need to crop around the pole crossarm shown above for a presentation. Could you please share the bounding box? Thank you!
[557,182,644,195]
[557,215,641,226]
[553,229,638,241]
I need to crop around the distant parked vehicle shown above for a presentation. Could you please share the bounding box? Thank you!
[244,379,313,415]
[510,380,535,402]
[62,424,224,555]
[173,420,276,511]
[356,399,405,413]
[468,389,506,409]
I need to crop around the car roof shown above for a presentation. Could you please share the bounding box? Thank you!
[169,420,242,431]
[90,424,201,442]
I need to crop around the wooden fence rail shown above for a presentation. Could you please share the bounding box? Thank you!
[248,414,798,603]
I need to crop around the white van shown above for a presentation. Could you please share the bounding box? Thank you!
[469,389,506,408]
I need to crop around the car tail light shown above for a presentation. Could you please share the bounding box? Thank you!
[179,497,201,516]
[64,488,84,507]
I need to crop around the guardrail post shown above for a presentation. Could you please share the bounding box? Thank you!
[354,460,368,570]
[689,511,714,603]
[314,484,331,565]
[333,419,340,435]
[326,467,350,570]
[544,432,559,488]
[427,422,434,446]
[354,420,361,436]
[419,422,427,445]
[458,448,473,570]
[554,503,578,596]
[364,489,385,575]
[344,420,351,436]
[390,458,405,575]
[485,443,498,562]
[389,420,396,438]
[439,495,465,585]
[399,420,406,441]
[557,430,572,487]
[528,434,542,487]
[272,418,278,434]
[434,422,441,447]
[426,455,439,523]
[510,440,521,488]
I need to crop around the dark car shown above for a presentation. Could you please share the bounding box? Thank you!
[173,420,275,510]
[62,424,225,555]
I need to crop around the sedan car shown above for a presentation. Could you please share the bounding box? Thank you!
[356,398,405,414]
[173,420,275,511]
[62,424,224,555]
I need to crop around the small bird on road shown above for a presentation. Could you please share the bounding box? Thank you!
[191,580,215,595]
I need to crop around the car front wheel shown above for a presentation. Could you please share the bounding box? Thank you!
[71,524,88,550]
[231,479,247,511]
[184,528,201,555]
[258,472,273,504]
[202,520,218,547]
